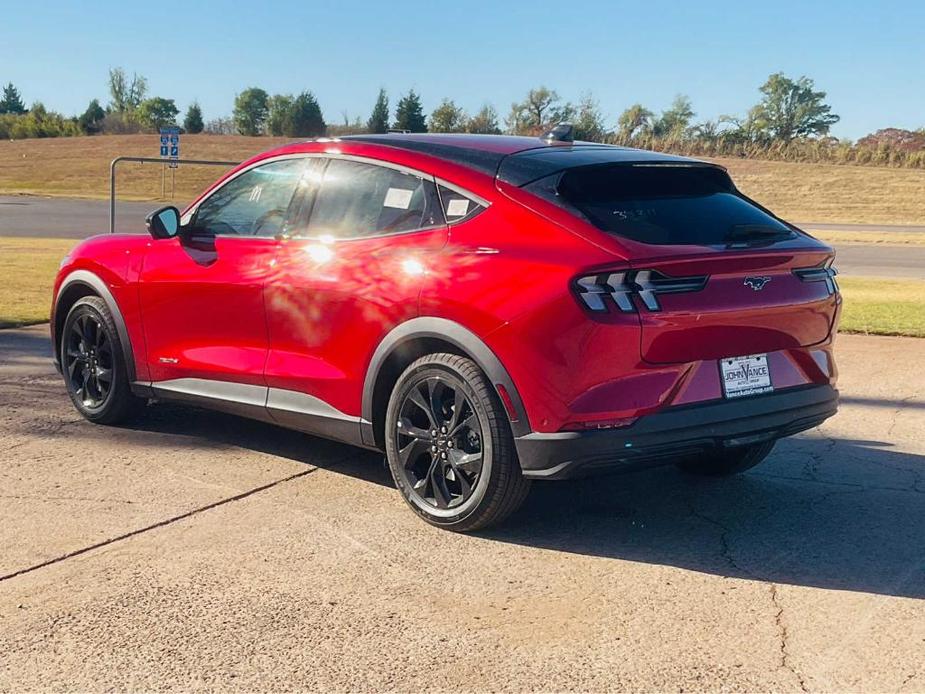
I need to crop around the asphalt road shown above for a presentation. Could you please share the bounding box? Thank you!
[0,195,169,238]
[1,195,924,279]
[0,325,923,691]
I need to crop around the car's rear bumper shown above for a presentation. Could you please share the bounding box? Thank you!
[514,385,838,480]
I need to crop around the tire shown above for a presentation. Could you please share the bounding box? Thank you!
[676,440,776,476]
[60,296,145,425]
[384,353,530,532]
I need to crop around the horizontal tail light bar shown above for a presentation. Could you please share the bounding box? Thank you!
[574,269,708,313]
[793,260,838,295]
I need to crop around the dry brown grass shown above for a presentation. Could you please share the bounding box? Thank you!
[1,135,925,224]
[0,134,293,204]
[711,157,925,226]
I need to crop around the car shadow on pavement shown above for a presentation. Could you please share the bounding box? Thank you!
[125,402,393,487]
[486,435,925,600]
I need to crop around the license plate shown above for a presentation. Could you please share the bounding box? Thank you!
[720,354,773,399]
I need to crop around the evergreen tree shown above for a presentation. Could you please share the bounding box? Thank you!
[0,82,27,114]
[78,99,106,134]
[394,90,427,132]
[289,91,325,137]
[184,101,204,133]
[367,88,390,134]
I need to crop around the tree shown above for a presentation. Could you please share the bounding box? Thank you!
[234,87,269,136]
[108,68,147,113]
[289,91,326,137]
[367,89,390,134]
[184,101,204,134]
[137,97,179,130]
[394,90,427,132]
[429,98,467,133]
[506,87,572,135]
[617,103,654,140]
[466,104,501,135]
[573,93,606,142]
[653,94,694,138]
[267,92,326,137]
[78,99,105,134]
[0,83,26,114]
[267,94,295,136]
[748,73,839,143]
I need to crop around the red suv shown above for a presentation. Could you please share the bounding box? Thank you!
[52,132,840,531]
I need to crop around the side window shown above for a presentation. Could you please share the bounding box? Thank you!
[191,158,305,237]
[438,184,485,224]
[306,159,442,239]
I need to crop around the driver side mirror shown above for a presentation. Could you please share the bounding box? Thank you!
[145,206,180,240]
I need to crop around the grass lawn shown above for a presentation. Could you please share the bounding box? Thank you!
[837,276,925,338]
[2,135,925,226]
[0,238,76,328]
[1,237,921,339]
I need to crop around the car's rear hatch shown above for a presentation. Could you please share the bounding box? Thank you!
[508,152,839,365]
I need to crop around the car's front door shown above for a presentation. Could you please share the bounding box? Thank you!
[263,157,448,439]
[139,157,307,395]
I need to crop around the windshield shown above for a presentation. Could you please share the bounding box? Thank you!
[525,164,794,246]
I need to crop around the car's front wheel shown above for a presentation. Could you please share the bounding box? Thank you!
[676,440,776,476]
[61,296,145,424]
[384,353,530,532]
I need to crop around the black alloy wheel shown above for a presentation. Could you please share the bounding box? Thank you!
[395,375,484,510]
[65,312,114,410]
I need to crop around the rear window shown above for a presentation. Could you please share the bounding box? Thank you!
[524,164,794,246]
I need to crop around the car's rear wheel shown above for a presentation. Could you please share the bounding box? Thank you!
[676,440,776,476]
[61,296,145,424]
[384,353,530,532]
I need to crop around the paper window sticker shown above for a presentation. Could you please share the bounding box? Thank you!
[446,198,470,217]
[384,187,414,209]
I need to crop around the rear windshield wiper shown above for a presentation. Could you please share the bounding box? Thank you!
[725,224,794,247]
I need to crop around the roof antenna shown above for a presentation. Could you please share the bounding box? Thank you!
[541,122,574,144]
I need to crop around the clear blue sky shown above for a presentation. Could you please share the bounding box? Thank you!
[2,0,922,139]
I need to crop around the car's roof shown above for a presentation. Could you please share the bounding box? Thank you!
[340,133,710,185]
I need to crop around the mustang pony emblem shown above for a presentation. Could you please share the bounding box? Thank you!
[744,276,772,291]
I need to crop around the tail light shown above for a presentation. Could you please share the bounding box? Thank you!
[793,259,839,295]
[574,269,708,313]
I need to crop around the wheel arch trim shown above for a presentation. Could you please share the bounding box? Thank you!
[361,317,531,445]
[54,269,137,382]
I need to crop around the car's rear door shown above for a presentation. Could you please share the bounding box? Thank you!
[138,157,307,399]
[263,156,447,439]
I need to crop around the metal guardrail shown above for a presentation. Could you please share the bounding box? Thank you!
[109,156,240,234]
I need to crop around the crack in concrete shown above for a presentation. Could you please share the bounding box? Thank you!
[684,499,751,578]
[685,498,813,691]
[0,467,318,583]
[800,434,838,482]
[770,583,808,692]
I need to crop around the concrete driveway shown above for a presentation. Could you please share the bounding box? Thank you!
[0,326,923,691]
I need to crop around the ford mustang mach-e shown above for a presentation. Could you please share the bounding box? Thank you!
[52,131,840,530]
